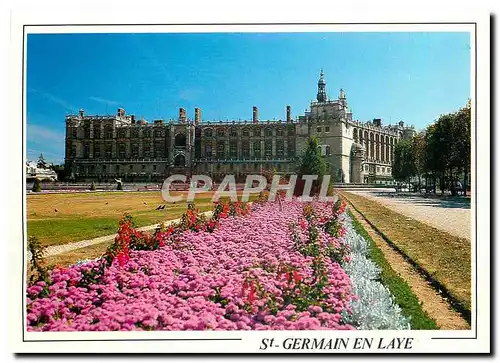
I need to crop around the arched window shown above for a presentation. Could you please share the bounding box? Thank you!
[118,143,126,159]
[253,141,261,158]
[117,128,127,139]
[205,144,212,158]
[105,126,113,139]
[276,140,284,158]
[204,128,213,137]
[217,141,225,158]
[174,154,186,166]
[242,128,250,137]
[175,133,186,147]
[242,141,250,158]
[230,141,237,158]
[265,141,272,158]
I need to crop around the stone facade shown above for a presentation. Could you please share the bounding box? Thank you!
[64,71,415,183]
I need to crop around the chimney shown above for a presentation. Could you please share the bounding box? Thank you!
[194,108,201,124]
[130,115,136,124]
[286,105,291,122]
[253,106,258,124]
[117,108,125,117]
[179,108,186,122]
[79,109,85,118]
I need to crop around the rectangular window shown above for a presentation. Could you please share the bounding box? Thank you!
[317,127,322,133]
[129,165,133,171]
[230,142,237,158]
[325,126,330,133]
[153,165,157,171]
[265,141,272,158]
[142,165,146,171]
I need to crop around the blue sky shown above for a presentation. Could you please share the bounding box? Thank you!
[27,32,471,164]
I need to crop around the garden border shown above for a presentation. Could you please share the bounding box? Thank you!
[341,194,471,326]
[345,209,438,330]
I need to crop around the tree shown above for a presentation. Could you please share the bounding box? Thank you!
[392,139,416,190]
[425,114,453,195]
[423,101,471,196]
[411,131,427,191]
[52,164,69,181]
[297,137,328,177]
[37,153,47,169]
[296,136,328,195]
[32,178,42,192]
[452,101,471,195]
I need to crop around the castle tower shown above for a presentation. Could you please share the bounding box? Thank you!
[316,69,327,103]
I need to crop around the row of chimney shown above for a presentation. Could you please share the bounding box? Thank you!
[80,106,294,124]
[180,106,293,124]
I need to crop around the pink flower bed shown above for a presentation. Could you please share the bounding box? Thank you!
[27,199,355,331]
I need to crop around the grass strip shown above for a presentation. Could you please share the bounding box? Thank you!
[347,209,439,330]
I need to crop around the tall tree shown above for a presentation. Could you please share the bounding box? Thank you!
[37,153,47,169]
[296,136,328,194]
[392,139,416,189]
[297,136,328,177]
[425,114,454,195]
[411,131,427,190]
[452,101,471,195]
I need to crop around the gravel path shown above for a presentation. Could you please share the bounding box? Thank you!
[27,211,214,259]
[344,188,471,240]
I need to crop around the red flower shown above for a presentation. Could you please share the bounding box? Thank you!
[292,271,301,284]
[241,280,249,296]
[248,281,256,304]
[299,219,307,230]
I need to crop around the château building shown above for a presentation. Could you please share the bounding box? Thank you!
[64,71,415,184]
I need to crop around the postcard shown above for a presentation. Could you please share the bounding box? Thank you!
[8,3,491,354]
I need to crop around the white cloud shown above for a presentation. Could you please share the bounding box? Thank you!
[89,96,121,106]
[29,89,76,112]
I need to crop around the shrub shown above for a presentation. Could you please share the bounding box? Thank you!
[116,181,123,191]
[90,181,96,191]
[27,236,49,284]
[32,179,42,192]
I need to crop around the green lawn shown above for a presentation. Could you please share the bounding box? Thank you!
[27,191,259,246]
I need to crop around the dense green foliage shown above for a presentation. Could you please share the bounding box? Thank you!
[392,101,471,195]
[32,179,42,192]
[296,137,329,193]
